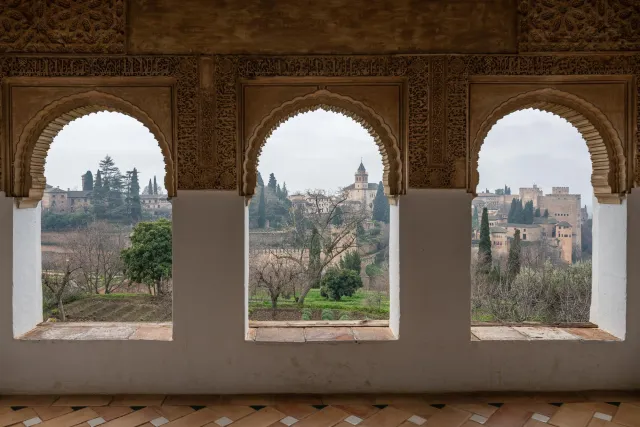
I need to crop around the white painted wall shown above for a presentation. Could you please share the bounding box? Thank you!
[1,190,639,394]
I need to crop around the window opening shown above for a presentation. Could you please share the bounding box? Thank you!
[42,111,172,324]
[471,109,593,325]
[247,109,391,324]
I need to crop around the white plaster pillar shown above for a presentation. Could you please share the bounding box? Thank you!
[591,196,627,338]
[388,202,400,336]
[399,190,472,341]
[12,201,42,337]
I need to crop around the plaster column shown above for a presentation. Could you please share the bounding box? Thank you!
[591,196,627,338]
[12,201,42,337]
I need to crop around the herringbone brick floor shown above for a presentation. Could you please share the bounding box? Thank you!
[1,393,639,427]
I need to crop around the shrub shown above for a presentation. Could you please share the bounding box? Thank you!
[319,268,363,301]
[339,313,350,321]
[321,308,334,320]
[301,312,311,321]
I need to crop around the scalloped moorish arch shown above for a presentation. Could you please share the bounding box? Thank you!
[12,90,176,208]
[469,88,627,204]
[242,90,403,202]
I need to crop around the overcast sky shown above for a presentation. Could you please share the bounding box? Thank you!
[478,108,593,210]
[259,110,384,193]
[46,112,165,193]
[46,108,593,208]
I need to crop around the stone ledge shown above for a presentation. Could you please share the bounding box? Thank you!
[17,322,173,341]
[247,326,396,343]
[471,326,620,342]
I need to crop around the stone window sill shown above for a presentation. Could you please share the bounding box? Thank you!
[247,321,395,343]
[17,322,172,341]
[471,325,620,341]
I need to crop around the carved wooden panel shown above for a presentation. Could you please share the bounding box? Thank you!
[518,0,640,52]
[0,0,126,53]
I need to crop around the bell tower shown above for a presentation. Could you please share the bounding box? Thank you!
[355,160,368,190]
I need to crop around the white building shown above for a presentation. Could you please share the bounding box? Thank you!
[344,161,378,213]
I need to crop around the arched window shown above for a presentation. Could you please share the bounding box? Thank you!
[471,105,626,338]
[12,102,174,338]
[245,109,399,338]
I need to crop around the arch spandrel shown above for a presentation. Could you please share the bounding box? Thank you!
[242,90,404,203]
[12,91,176,208]
[469,88,628,205]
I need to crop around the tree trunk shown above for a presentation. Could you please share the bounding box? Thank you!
[58,297,66,322]
[270,295,278,319]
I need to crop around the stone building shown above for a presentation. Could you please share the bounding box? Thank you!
[0,0,638,401]
[344,161,379,212]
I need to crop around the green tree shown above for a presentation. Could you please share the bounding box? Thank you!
[99,155,124,216]
[92,170,107,218]
[508,199,517,223]
[257,172,264,188]
[535,207,541,217]
[147,178,153,195]
[267,173,277,192]
[281,182,288,199]
[495,188,504,195]
[82,171,93,191]
[523,200,534,224]
[544,209,549,218]
[339,250,362,275]
[276,183,282,199]
[472,205,479,230]
[128,168,142,223]
[372,181,389,223]
[257,184,266,228]
[121,219,172,296]
[319,268,363,301]
[153,176,158,195]
[478,207,492,272]
[356,222,365,239]
[332,206,344,226]
[511,199,524,223]
[507,229,521,279]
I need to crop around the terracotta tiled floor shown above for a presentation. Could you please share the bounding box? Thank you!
[1,393,639,427]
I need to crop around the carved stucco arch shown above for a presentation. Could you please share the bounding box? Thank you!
[242,90,403,202]
[13,90,176,208]
[469,88,627,204]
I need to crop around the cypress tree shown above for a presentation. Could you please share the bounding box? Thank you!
[513,199,524,223]
[535,207,541,217]
[507,229,522,280]
[332,206,344,226]
[267,173,277,192]
[282,182,288,199]
[153,176,158,195]
[543,209,549,218]
[147,178,153,195]
[478,207,492,272]
[276,183,282,199]
[508,199,518,223]
[129,168,142,223]
[372,181,389,223]
[257,184,266,228]
[523,200,534,224]
[93,170,106,218]
[82,171,93,191]
[472,205,479,230]
[257,172,264,188]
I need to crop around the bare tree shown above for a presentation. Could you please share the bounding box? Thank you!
[280,189,367,305]
[66,222,127,294]
[42,254,81,321]
[250,255,302,317]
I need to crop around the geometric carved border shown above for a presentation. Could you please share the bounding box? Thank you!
[240,89,404,199]
[469,88,628,204]
[10,90,175,208]
[0,56,206,192]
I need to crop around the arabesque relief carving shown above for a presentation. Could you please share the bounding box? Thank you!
[0,0,126,53]
[241,90,403,200]
[470,88,627,204]
[12,91,175,208]
[518,0,640,52]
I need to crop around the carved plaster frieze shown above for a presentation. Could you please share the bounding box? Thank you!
[518,0,640,52]
[0,0,126,53]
